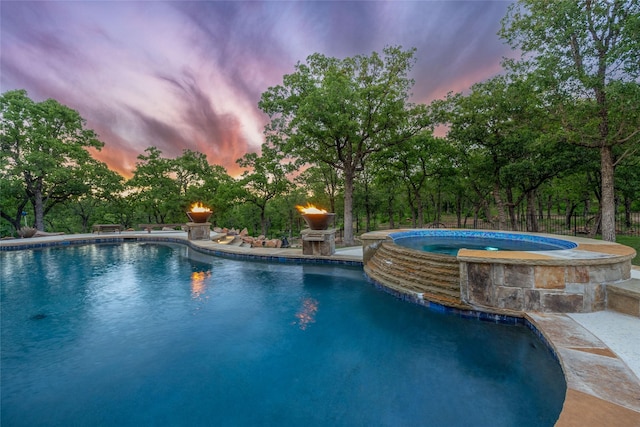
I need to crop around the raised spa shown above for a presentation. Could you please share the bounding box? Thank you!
[391,229,577,255]
[362,229,634,314]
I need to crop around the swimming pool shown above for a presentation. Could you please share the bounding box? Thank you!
[1,243,566,426]
[392,230,577,256]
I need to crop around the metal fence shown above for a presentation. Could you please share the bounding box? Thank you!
[424,212,640,237]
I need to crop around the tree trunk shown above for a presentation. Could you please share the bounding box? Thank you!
[483,201,492,228]
[435,182,442,224]
[473,206,480,229]
[387,194,395,229]
[537,194,544,220]
[24,174,46,231]
[456,194,463,228]
[506,187,517,231]
[260,206,269,236]
[343,169,355,245]
[600,144,616,241]
[588,210,602,238]
[565,201,576,229]
[364,181,372,233]
[416,192,423,228]
[34,188,45,231]
[526,190,539,232]
[623,196,631,228]
[493,182,506,230]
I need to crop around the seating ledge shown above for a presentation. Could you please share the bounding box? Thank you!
[92,224,122,234]
[138,224,185,233]
[607,279,640,318]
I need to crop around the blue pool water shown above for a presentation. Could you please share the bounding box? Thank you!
[392,230,577,256]
[1,243,566,426]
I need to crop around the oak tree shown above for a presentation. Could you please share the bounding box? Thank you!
[1,90,105,231]
[500,0,640,240]
[259,46,429,245]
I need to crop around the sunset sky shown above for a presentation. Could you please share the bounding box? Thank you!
[1,1,515,177]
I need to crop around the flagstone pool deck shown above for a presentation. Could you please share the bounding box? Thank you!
[2,230,639,426]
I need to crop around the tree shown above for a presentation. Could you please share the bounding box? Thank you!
[500,0,640,241]
[173,149,211,196]
[236,144,293,236]
[370,161,404,229]
[68,160,125,232]
[440,74,583,231]
[295,164,342,214]
[374,132,453,228]
[259,46,429,245]
[127,146,182,224]
[616,151,640,231]
[1,89,104,231]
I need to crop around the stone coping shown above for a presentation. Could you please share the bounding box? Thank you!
[2,231,639,425]
[390,229,578,249]
[528,313,640,426]
[0,231,363,265]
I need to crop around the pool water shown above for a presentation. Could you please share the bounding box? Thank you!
[1,243,566,426]
[393,231,576,256]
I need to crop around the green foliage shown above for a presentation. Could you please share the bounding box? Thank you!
[259,46,430,244]
[236,143,294,236]
[295,164,342,213]
[3,21,640,240]
[372,131,454,227]
[441,74,575,230]
[500,0,640,240]
[127,147,182,223]
[0,89,109,232]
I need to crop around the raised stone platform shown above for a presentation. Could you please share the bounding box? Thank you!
[185,222,211,241]
[607,279,640,318]
[301,228,336,256]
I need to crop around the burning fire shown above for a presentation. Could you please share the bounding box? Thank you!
[191,270,211,298]
[294,298,319,330]
[296,203,327,214]
[190,202,211,213]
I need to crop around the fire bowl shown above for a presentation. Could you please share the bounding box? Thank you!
[17,227,37,238]
[186,211,212,223]
[302,213,335,230]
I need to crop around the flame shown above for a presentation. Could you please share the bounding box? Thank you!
[296,203,327,214]
[294,298,318,330]
[190,202,211,213]
[191,270,211,298]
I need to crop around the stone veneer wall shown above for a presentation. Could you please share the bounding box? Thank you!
[459,259,631,313]
[364,241,464,308]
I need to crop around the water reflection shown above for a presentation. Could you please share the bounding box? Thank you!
[191,271,211,299]
[294,298,318,330]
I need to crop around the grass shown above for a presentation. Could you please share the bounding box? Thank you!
[616,235,640,266]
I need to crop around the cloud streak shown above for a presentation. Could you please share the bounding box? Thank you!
[1,1,514,177]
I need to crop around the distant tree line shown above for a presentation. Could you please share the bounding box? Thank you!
[1,1,638,242]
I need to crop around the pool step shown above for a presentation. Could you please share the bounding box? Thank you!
[364,242,465,307]
[607,279,640,318]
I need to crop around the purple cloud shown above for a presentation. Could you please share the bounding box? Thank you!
[1,1,514,177]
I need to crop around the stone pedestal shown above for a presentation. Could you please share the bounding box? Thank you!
[301,228,336,256]
[185,222,211,240]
